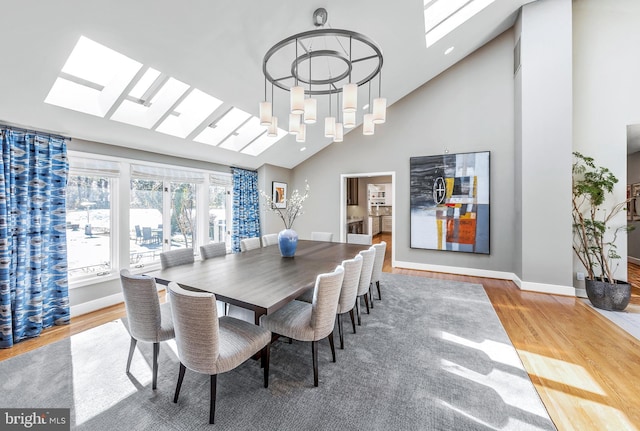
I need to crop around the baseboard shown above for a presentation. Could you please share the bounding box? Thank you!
[629,256,640,265]
[70,292,125,318]
[394,260,575,296]
[394,260,514,281]
[70,285,166,318]
[512,275,576,296]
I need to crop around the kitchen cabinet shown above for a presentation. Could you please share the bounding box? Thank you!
[381,215,392,233]
[369,183,392,206]
[347,178,358,205]
[368,216,381,236]
[348,219,363,234]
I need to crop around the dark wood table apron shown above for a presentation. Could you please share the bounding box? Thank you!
[147,240,369,325]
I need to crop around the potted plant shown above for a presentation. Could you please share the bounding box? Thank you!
[572,151,633,310]
[261,181,310,257]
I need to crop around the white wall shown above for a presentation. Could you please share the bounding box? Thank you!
[257,164,292,235]
[292,30,517,275]
[515,0,574,293]
[573,0,640,282]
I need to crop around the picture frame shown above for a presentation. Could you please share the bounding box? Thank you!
[409,151,490,254]
[272,181,287,209]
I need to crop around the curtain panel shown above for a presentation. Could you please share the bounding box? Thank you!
[0,129,70,348]
[231,168,261,253]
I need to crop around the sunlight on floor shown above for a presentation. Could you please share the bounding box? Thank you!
[70,322,179,426]
[440,359,549,418]
[438,399,551,431]
[518,351,605,396]
[542,387,638,431]
[440,331,522,368]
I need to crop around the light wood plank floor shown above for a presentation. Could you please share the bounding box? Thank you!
[2,233,640,430]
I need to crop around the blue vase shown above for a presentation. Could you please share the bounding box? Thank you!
[278,228,298,257]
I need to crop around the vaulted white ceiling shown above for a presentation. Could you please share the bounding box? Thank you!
[0,0,535,169]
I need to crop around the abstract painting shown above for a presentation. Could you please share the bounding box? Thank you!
[410,151,490,254]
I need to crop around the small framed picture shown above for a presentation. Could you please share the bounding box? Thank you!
[272,181,287,209]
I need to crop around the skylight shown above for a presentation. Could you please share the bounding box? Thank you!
[45,36,286,156]
[155,89,222,139]
[423,0,496,47]
[45,36,142,117]
[194,108,252,147]
[111,77,189,129]
[219,117,265,152]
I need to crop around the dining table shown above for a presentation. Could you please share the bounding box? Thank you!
[146,240,369,325]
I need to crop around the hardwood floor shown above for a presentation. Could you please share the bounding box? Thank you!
[628,261,640,306]
[3,233,640,430]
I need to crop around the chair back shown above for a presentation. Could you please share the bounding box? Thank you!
[356,248,376,296]
[120,269,162,342]
[347,233,372,245]
[311,232,333,242]
[261,233,279,247]
[200,242,227,260]
[168,282,220,375]
[142,226,153,242]
[240,237,262,252]
[336,254,363,314]
[160,248,194,269]
[310,265,345,340]
[371,242,386,283]
[135,225,142,238]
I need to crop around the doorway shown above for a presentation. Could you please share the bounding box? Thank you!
[340,171,395,266]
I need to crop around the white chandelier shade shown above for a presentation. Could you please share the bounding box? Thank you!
[334,122,344,142]
[363,113,375,135]
[342,83,358,113]
[296,123,306,142]
[372,98,387,124]
[303,98,317,124]
[290,86,305,115]
[343,111,356,129]
[259,101,272,126]
[267,116,278,137]
[288,113,301,134]
[324,116,336,138]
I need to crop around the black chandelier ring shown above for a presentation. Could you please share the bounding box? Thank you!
[263,28,384,97]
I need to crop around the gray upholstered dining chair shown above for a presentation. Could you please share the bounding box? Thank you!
[347,233,372,245]
[240,237,262,252]
[200,242,227,260]
[160,248,194,269]
[119,269,175,390]
[355,248,376,325]
[311,231,333,242]
[371,241,387,301]
[168,282,271,425]
[296,255,363,349]
[261,233,279,247]
[260,265,345,387]
[334,254,363,349]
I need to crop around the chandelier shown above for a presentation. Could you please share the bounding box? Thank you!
[260,8,386,143]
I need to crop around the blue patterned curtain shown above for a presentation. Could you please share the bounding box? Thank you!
[0,128,70,348]
[231,168,261,253]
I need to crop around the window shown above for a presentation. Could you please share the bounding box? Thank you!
[170,181,197,249]
[209,173,233,246]
[66,156,119,281]
[130,178,164,266]
[66,153,229,284]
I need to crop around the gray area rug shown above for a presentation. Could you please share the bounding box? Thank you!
[0,273,556,430]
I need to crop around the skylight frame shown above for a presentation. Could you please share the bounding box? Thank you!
[45,35,287,157]
[424,0,497,48]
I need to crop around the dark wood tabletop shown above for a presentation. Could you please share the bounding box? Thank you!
[147,240,369,323]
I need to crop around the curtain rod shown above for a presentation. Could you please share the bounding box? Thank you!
[0,123,72,141]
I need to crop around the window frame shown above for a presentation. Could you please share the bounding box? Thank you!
[67,150,229,288]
